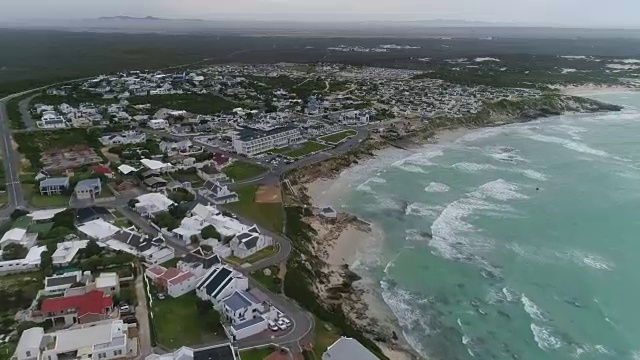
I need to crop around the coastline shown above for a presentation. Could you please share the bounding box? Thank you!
[559,84,638,96]
[285,93,623,360]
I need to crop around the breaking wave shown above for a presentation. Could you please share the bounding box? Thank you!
[521,294,547,321]
[452,162,548,182]
[530,324,563,351]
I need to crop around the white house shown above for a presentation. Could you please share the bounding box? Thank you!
[140,158,174,173]
[148,119,169,129]
[145,265,197,298]
[77,219,120,241]
[229,226,272,259]
[12,320,129,360]
[172,216,208,244]
[52,240,89,267]
[202,180,238,204]
[195,265,248,304]
[106,229,175,265]
[220,290,278,340]
[43,271,83,296]
[145,344,238,360]
[0,245,46,275]
[95,272,120,296]
[0,228,37,249]
[74,178,102,200]
[99,131,146,146]
[134,193,175,217]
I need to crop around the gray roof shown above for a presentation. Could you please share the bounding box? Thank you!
[75,178,101,190]
[40,177,70,188]
[192,343,236,360]
[323,337,378,360]
[222,291,253,312]
[237,126,297,141]
[230,316,266,331]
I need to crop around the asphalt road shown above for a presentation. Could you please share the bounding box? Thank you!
[0,98,27,216]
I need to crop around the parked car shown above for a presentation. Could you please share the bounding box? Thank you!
[157,293,166,300]
[119,304,131,313]
[268,320,279,331]
[122,316,137,324]
[277,317,291,329]
[276,321,287,331]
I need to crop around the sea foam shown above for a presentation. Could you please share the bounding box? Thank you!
[530,324,563,351]
[424,182,450,193]
[521,295,547,321]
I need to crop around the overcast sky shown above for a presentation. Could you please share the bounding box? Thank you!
[2,0,640,28]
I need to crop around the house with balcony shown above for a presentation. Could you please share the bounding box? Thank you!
[74,178,102,200]
[39,177,70,196]
[40,290,113,326]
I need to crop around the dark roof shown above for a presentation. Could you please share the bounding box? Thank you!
[141,169,160,178]
[236,232,252,241]
[192,344,235,360]
[76,206,112,224]
[186,247,221,269]
[241,235,259,250]
[237,126,297,142]
[212,276,234,299]
[45,274,78,288]
[203,267,232,296]
[203,179,219,192]
[144,177,167,186]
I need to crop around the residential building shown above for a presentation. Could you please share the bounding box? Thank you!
[134,193,175,217]
[39,177,70,196]
[12,320,130,360]
[145,344,238,360]
[220,290,276,340]
[43,271,83,296]
[195,265,248,304]
[172,216,208,244]
[229,226,271,259]
[51,240,89,267]
[159,140,193,154]
[40,290,113,326]
[95,272,120,296]
[184,246,222,270]
[322,337,378,360]
[105,229,175,265]
[0,228,37,249]
[145,265,197,298]
[144,177,168,191]
[202,180,238,204]
[92,166,114,179]
[196,166,229,183]
[319,206,338,219]
[0,245,46,275]
[77,219,120,241]
[148,119,169,129]
[140,159,173,173]
[189,204,246,238]
[99,131,146,146]
[76,206,114,224]
[40,113,67,129]
[75,178,102,200]
[232,126,302,156]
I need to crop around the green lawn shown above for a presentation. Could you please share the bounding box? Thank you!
[312,317,341,357]
[22,184,70,207]
[319,130,357,144]
[222,162,267,181]
[270,146,292,154]
[250,266,281,293]
[239,347,275,360]
[0,192,6,207]
[226,185,283,233]
[27,221,54,234]
[11,216,32,229]
[96,185,114,199]
[236,246,276,263]
[152,293,224,348]
[160,257,182,268]
[285,141,330,158]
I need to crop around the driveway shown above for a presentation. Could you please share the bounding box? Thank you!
[135,265,153,359]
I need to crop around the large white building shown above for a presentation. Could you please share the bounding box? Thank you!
[12,320,130,360]
[228,225,272,259]
[232,126,301,156]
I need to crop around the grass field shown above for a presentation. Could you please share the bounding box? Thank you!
[238,347,275,360]
[222,162,267,181]
[152,293,224,348]
[318,130,357,144]
[0,192,7,208]
[312,317,341,357]
[22,184,70,207]
[285,141,330,158]
[250,266,281,293]
[226,185,283,233]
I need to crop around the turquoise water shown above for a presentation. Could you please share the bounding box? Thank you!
[331,92,640,360]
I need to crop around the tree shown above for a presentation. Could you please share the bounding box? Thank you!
[10,209,29,221]
[200,225,220,240]
[2,243,28,260]
[83,240,103,258]
[153,212,180,230]
[190,234,200,246]
[52,209,75,229]
[128,199,139,209]
[40,251,53,277]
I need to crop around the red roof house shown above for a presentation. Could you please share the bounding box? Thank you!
[93,165,114,178]
[41,290,113,325]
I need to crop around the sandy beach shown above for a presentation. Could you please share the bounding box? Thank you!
[560,84,638,96]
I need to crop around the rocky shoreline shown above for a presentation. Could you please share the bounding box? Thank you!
[284,93,623,360]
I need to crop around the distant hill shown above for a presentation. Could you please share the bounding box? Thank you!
[96,16,205,22]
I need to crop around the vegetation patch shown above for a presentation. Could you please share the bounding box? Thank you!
[319,130,357,144]
[285,141,330,158]
[128,93,239,115]
[238,347,275,360]
[250,266,281,293]
[221,161,267,181]
[226,185,283,233]
[152,293,225,348]
[22,184,70,207]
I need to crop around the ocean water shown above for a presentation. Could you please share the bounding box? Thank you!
[328,92,640,360]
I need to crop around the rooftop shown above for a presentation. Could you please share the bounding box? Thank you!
[41,290,112,316]
[323,337,378,360]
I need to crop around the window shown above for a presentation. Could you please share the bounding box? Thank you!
[114,350,123,356]
[26,351,31,357]
[98,353,106,359]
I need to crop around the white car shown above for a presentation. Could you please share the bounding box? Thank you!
[277,317,292,328]
[276,321,287,331]
[119,305,131,313]
[268,320,279,331]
